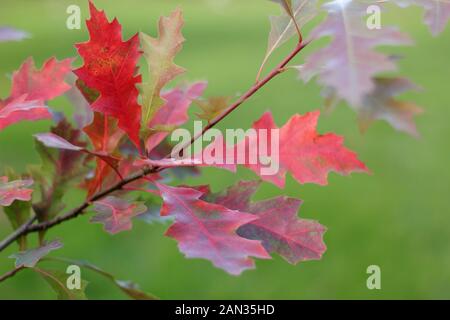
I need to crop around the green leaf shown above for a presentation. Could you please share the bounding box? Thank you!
[195,97,230,122]
[140,9,186,133]
[10,239,63,268]
[45,257,158,300]
[33,268,88,300]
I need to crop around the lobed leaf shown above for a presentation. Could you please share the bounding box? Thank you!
[298,0,412,105]
[353,77,422,136]
[203,181,327,264]
[74,2,142,148]
[393,0,450,36]
[140,9,186,132]
[9,239,63,268]
[9,57,72,102]
[198,110,368,188]
[91,196,147,234]
[156,183,271,275]
[0,57,72,131]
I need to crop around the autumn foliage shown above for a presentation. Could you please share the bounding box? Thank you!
[1,0,447,299]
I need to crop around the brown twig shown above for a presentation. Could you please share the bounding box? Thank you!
[0,266,25,283]
[0,40,307,257]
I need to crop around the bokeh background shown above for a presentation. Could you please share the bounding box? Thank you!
[1,0,449,299]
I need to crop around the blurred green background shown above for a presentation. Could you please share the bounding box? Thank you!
[1,0,449,299]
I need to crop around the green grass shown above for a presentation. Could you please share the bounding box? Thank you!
[1,0,450,299]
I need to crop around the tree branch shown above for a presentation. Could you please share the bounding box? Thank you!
[0,40,307,255]
[0,266,25,283]
[0,216,36,253]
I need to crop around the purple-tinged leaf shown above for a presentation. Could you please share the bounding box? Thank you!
[91,196,147,234]
[357,77,423,136]
[298,0,412,105]
[394,0,450,36]
[203,181,327,264]
[35,133,84,151]
[156,183,271,275]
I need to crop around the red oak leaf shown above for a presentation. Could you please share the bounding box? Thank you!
[0,57,72,131]
[9,57,73,102]
[202,181,327,264]
[91,196,147,234]
[74,2,142,148]
[156,183,270,275]
[146,82,207,152]
[234,111,368,188]
[0,97,49,131]
[0,176,33,207]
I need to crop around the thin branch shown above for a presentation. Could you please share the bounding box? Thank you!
[0,266,25,283]
[0,40,307,255]
[0,216,37,253]
[179,40,307,156]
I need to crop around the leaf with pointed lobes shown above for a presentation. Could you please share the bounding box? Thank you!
[262,0,317,72]
[355,77,422,136]
[0,26,30,42]
[146,82,207,153]
[228,111,368,188]
[91,196,147,234]
[8,57,73,102]
[195,96,230,122]
[297,0,412,106]
[0,57,72,131]
[393,0,450,36]
[0,176,33,206]
[74,2,142,148]
[140,9,186,130]
[9,239,63,268]
[155,183,270,275]
[202,181,327,264]
[33,268,88,300]
[30,119,89,221]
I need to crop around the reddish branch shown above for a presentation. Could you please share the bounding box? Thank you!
[0,41,307,258]
[0,266,25,283]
